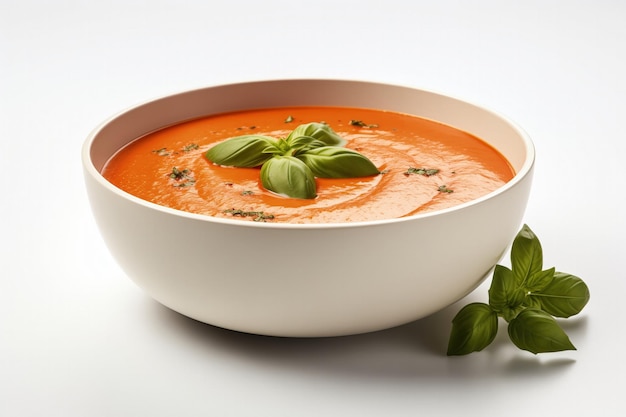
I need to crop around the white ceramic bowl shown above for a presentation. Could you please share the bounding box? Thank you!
[82,79,534,337]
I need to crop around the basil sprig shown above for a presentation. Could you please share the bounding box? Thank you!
[205,122,379,199]
[447,224,590,355]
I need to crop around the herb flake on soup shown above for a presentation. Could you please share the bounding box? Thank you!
[102,106,515,223]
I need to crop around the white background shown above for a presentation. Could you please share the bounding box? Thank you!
[2,1,624,416]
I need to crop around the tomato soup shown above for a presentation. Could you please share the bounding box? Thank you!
[102,106,515,223]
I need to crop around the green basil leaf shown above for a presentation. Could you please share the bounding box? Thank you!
[447,303,498,356]
[205,135,276,167]
[296,146,379,178]
[488,265,526,321]
[511,224,544,286]
[528,271,590,318]
[488,265,515,311]
[508,308,576,354]
[260,155,317,199]
[287,122,346,147]
[525,267,555,293]
[288,135,328,154]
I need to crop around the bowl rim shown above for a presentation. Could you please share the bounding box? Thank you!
[82,78,535,230]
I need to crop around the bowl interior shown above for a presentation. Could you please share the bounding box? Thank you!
[87,79,533,181]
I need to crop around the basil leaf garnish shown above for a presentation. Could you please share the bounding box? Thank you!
[508,308,576,354]
[205,135,276,167]
[286,122,346,147]
[260,155,317,199]
[528,272,590,318]
[287,135,327,155]
[525,266,555,293]
[488,265,515,312]
[511,224,544,286]
[447,303,499,356]
[296,146,380,178]
[203,122,379,199]
[488,265,525,322]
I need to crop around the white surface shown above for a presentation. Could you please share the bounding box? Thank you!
[1,0,624,415]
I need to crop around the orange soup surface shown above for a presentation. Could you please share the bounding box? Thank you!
[102,106,515,223]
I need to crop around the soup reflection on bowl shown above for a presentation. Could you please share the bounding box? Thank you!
[82,79,534,337]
